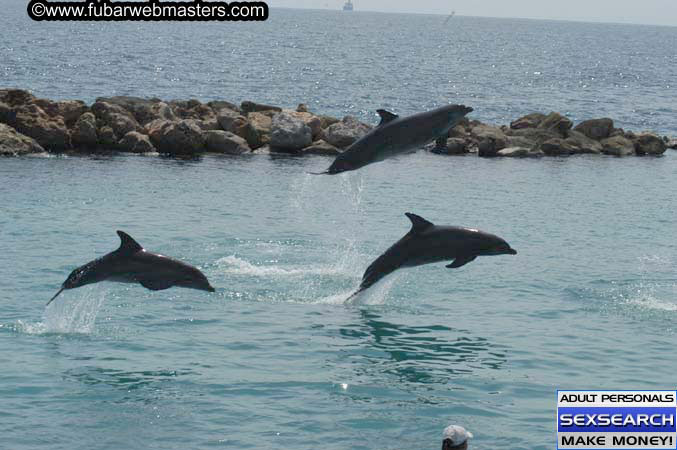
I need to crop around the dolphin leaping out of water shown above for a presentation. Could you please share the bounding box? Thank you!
[47,231,216,306]
[349,213,517,299]
[312,104,473,175]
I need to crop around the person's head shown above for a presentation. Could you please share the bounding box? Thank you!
[442,425,473,450]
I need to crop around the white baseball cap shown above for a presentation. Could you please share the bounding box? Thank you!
[443,425,474,446]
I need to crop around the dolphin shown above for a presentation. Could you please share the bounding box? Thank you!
[312,104,473,175]
[47,231,216,305]
[349,213,517,298]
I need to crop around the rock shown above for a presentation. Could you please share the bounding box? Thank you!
[96,96,165,125]
[634,132,666,156]
[282,110,322,140]
[148,119,205,155]
[564,130,603,154]
[507,127,560,147]
[207,100,240,114]
[505,135,537,149]
[497,147,543,158]
[324,116,371,148]
[540,138,579,156]
[0,123,45,156]
[11,104,70,151]
[0,102,13,124]
[470,124,507,150]
[190,118,221,131]
[538,112,573,136]
[91,101,142,138]
[510,113,546,129]
[301,139,340,156]
[71,112,98,148]
[0,89,36,107]
[270,112,313,151]
[666,138,677,149]
[169,99,215,122]
[98,126,118,148]
[203,130,250,154]
[573,118,614,141]
[316,114,340,130]
[118,131,156,153]
[33,99,88,127]
[600,135,635,156]
[216,108,249,139]
[296,103,309,113]
[240,101,282,115]
[433,137,468,155]
[244,111,273,149]
[478,138,502,157]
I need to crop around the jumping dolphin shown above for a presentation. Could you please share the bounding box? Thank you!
[312,104,473,174]
[349,213,516,298]
[47,231,216,305]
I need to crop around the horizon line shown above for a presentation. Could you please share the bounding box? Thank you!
[271,6,677,28]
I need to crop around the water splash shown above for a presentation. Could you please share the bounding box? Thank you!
[14,286,108,335]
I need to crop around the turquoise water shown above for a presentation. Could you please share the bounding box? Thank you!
[2,154,676,449]
[2,2,677,449]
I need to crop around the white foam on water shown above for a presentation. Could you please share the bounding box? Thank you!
[16,286,108,335]
[216,255,343,277]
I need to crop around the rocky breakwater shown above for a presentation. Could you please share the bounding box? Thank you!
[0,89,368,157]
[1,88,674,158]
[434,112,674,157]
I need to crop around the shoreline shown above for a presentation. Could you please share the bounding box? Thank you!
[1,88,675,158]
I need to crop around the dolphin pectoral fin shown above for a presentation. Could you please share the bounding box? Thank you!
[376,109,399,126]
[446,255,477,269]
[139,279,173,291]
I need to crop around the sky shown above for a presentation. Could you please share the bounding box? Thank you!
[267,0,677,26]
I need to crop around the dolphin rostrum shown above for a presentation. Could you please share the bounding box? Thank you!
[312,104,473,175]
[349,213,517,299]
[47,231,216,305]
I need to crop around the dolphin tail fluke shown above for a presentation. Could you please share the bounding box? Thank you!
[46,288,65,306]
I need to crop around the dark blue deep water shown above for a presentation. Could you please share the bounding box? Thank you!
[1,2,677,449]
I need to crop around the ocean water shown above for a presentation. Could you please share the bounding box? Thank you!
[1,3,677,450]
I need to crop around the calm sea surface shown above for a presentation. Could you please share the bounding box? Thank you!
[1,3,677,449]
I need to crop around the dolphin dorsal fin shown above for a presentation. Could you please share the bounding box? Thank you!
[116,230,143,254]
[405,213,434,233]
[377,109,399,126]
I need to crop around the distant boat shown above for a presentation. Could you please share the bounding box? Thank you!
[343,0,354,11]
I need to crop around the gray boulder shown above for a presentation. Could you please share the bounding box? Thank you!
[634,133,666,156]
[10,103,70,151]
[216,108,249,139]
[540,138,579,156]
[148,119,205,155]
[241,101,282,115]
[71,112,98,148]
[270,112,313,151]
[510,113,546,129]
[538,112,573,136]
[564,130,603,154]
[301,140,341,156]
[600,135,635,156]
[244,111,274,149]
[324,116,372,149]
[118,131,156,153]
[204,130,250,154]
[573,118,614,141]
[0,123,45,156]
